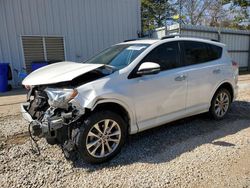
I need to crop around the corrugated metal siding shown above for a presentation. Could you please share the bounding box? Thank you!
[181,30,218,41]
[221,33,249,67]
[222,34,249,51]
[152,24,250,69]
[0,0,141,87]
[229,52,249,67]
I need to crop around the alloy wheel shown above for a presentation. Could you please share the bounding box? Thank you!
[214,91,230,117]
[86,119,121,158]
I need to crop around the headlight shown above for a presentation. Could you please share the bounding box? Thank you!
[45,88,78,108]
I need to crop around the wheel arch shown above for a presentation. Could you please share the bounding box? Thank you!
[88,99,138,134]
[210,81,234,104]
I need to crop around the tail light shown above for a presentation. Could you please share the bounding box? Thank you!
[232,60,238,68]
[231,60,238,84]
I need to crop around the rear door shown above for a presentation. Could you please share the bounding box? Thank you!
[180,41,223,113]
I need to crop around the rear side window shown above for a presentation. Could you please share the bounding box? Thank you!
[142,42,180,71]
[207,44,222,61]
[181,41,222,66]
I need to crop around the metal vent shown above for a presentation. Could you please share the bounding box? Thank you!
[22,36,45,72]
[22,36,65,73]
[45,37,65,62]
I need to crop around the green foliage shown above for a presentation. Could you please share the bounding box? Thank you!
[141,0,249,31]
[141,0,176,32]
[230,0,250,24]
[220,0,250,30]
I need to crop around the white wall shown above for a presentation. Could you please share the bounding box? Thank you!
[0,0,141,86]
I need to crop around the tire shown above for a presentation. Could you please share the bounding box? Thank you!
[46,137,57,145]
[209,88,231,120]
[73,110,127,164]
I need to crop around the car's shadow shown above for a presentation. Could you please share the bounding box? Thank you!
[72,100,250,171]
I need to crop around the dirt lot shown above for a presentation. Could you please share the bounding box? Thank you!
[0,78,250,188]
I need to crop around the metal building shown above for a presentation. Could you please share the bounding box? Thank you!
[0,0,141,87]
[152,24,250,71]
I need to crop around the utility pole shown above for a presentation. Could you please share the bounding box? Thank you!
[165,0,168,36]
[218,0,223,41]
[179,0,182,34]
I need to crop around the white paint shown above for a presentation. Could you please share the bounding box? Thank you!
[22,62,103,85]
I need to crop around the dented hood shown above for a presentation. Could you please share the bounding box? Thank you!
[22,61,104,86]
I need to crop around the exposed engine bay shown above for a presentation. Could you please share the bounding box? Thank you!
[22,66,113,158]
[24,86,84,156]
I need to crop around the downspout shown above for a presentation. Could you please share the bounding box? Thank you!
[248,35,250,71]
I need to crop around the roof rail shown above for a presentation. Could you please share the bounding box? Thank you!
[160,35,178,40]
[161,34,219,42]
[123,39,138,42]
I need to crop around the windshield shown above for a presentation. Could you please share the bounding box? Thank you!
[85,44,150,70]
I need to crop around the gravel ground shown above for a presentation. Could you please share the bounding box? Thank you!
[0,88,250,188]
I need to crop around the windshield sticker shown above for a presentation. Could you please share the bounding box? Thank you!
[127,46,147,51]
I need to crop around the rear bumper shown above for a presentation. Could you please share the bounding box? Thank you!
[20,103,34,122]
[234,85,239,101]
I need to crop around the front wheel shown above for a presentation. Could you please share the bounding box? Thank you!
[73,111,127,163]
[210,88,231,120]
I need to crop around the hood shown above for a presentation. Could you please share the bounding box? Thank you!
[22,61,104,86]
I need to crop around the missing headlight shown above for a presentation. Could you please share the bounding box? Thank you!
[45,88,78,109]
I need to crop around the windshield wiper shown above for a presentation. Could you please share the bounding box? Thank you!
[104,64,118,71]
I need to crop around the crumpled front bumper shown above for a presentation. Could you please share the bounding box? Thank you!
[21,102,69,137]
[21,102,44,137]
[20,103,34,122]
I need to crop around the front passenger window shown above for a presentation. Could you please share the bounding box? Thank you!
[142,42,180,71]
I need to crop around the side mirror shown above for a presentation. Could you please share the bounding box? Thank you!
[137,62,160,76]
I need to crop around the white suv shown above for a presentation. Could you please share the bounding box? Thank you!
[21,36,238,163]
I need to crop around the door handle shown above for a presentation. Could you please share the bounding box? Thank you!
[175,75,187,81]
[213,68,221,74]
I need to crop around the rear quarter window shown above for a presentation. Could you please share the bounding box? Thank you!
[207,44,222,61]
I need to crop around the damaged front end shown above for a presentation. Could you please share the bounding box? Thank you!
[20,62,114,158]
[21,86,85,156]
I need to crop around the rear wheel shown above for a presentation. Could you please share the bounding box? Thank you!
[210,88,231,120]
[73,111,127,163]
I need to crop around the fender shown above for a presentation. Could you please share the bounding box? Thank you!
[90,98,139,134]
[209,79,234,105]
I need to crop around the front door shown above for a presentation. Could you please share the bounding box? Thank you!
[128,42,187,131]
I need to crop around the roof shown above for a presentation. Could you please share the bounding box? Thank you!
[161,36,226,47]
[120,37,225,47]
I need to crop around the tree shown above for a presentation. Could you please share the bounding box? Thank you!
[180,0,249,29]
[206,0,228,27]
[141,0,250,31]
[206,0,249,29]
[181,0,214,25]
[229,0,250,27]
[141,0,176,32]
